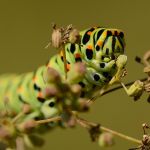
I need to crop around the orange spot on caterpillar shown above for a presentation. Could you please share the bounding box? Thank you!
[87,45,93,50]
[38,92,43,98]
[18,87,23,92]
[87,31,92,35]
[103,31,107,37]
[97,41,103,46]
[75,53,81,58]
[33,76,37,81]
[66,64,70,71]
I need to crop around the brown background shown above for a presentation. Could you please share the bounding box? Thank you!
[0,0,149,149]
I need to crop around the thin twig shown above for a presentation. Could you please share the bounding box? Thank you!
[76,117,141,144]
[12,112,24,124]
[35,116,62,125]
[16,137,25,150]
[100,126,141,144]
[102,77,147,96]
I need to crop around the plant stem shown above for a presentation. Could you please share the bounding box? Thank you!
[76,117,141,144]
[35,116,62,125]
[102,77,147,96]
[87,77,147,104]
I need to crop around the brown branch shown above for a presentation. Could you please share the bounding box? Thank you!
[76,117,141,144]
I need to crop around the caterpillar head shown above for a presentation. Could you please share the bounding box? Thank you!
[95,29,125,59]
[80,27,125,63]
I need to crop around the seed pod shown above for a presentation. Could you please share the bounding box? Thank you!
[51,24,62,48]
[69,29,80,44]
[44,67,61,83]
[42,85,59,98]
[67,62,86,84]
[98,132,114,147]
[70,84,81,95]
[127,80,144,100]
[22,104,31,114]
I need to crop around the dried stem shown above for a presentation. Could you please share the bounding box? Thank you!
[16,137,25,150]
[35,116,62,125]
[76,117,141,145]
[102,77,147,96]
[12,112,24,124]
[100,126,141,144]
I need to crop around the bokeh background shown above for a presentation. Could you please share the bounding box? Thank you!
[0,0,150,149]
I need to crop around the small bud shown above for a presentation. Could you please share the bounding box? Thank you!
[69,29,80,44]
[98,132,114,147]
[0,119,16,139]
[74,62,86,75]
[44,67,61,83]
[135,56,142,63]
[76,98,90,112]
[0,128,12,139]
[22,104,31,114]
[144,66,150,76]
[51,28,62,48]
[42,85,59,98]
[24,120,37,130]
[127,80,144,100]
[71,84,81,95]
[116,55,127,69]
[67,62,86,83]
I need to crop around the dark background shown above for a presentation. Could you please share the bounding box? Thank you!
[0,0,149,149]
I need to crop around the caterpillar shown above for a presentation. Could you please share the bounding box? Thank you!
[0,25,138,149]
[48,26,126,97]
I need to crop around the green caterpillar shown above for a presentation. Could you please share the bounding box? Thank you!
[48,27,126,96]
[0,26,126,124]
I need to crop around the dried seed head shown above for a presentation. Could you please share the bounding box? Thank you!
[22,104,31,114]
[74,62,86,75]
[135,56,142,64]
[51,28,62,48]
[71,84,82,95]
[67,62,86,84]
[88,124,101,142]
[77,99,90,112]
[44,67,61,83]
[116,55,127,69]
[46,23,80,50]
[42,85,59,98]
[98,132,114,147]
[0,128,11,139]
[69,29,80,44]
[143,50,150,66]
[144,66,150,77]
[0,119,16,139]
[127,80,144,100]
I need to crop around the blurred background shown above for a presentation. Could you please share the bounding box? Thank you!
[0,0,149,149]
